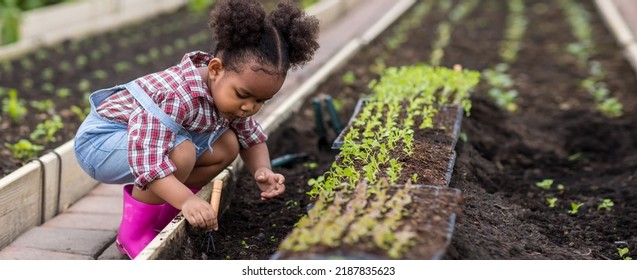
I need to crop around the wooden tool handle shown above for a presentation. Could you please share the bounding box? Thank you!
[210,180,223,214]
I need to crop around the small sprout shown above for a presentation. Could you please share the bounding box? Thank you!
[30,99,54,113]
[136,54,150,65]
[225,255,232,260]
[597,199,614,211]
[56,88,71,99]
[114,62,131,73]
[5,139,44,160]
[557,184,565,191]
[546,197,557,208]
[90,49,102,61]
[271,224,276,228]
[568,152,582,161]
[411,173,418,183]
[21,79,34,90]
[77,79,91,93]
[597,97,623,118]
[618,248,632,260]
[162,45,174,56]
[459,132,468,142]
[241,240,250,249]
[342,70,356,85]
[58,61,72,73]
[303,162,318,169]
[41,68,55,80]
[285,200,299,209]
[536,179,553,190]
[270,235,277,242]
[41,83,55,94]
[3,89,28,122]
[93,70,108,80]
[567,202,584,215]
[75,55,88,68]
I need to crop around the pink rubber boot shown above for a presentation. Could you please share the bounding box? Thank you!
[153,187,202,232]
[115,184,163,259]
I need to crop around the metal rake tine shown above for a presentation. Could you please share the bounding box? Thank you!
[206,231,216,253]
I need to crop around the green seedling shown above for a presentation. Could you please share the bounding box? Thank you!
[568,202,584,215]
[597,97,623,118]
[459,132,468,142]
[557,184,565,191]
[618,248,632,260]
[285,200,299,209]
[568,152,582,161]
[5,139,44,160]
[70,105,90,121]
[56,88,71,99]
[241,240,250,249]
[546,197,558,208]
[597,198,614,211]
[342,70,356,85]
[30,115,63,144]
[536,179,553,190]
[2,88,27,122]
[303,162,318,169]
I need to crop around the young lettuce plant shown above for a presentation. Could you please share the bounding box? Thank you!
[617,248,632,260]
[536,179,553,190]
[5,139,44,160]
[567,202,584,215]
[546,197,558,208]
[597,198,614,211]
[2,89,27,122]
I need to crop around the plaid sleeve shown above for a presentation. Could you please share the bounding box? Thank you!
[230,116,267,149]
[127,92,189,190]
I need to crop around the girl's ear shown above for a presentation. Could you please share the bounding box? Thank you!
[208,58,224,80]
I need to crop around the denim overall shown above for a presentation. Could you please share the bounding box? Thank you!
[74,81,227,184]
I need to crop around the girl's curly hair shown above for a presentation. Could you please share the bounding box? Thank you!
[209,0,319,76]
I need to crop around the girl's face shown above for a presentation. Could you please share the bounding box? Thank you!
[207,58,284,121]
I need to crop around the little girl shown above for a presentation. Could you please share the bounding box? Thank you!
[73,0,319,259]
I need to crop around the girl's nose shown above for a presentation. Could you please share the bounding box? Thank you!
[240,102,254,112]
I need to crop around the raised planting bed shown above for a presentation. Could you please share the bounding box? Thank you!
[145,0,637,260]
[332,98,464,187]
[273,182,463,260]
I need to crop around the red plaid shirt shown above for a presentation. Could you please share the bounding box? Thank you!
[95,51,267,189]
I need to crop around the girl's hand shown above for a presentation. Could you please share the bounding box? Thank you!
[181,196,218,231]
[254,167,285,201]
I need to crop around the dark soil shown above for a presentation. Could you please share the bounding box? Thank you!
[169,0,637,260]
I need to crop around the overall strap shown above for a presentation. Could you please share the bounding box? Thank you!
[125,81,188,135]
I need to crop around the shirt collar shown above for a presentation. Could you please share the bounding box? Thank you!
[180,51,213,99]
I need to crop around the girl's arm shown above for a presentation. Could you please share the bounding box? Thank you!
[240,142,285,200]
[239,142,272,175]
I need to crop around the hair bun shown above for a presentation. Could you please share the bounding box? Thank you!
[209,0,266,50]
[270,2,320,68]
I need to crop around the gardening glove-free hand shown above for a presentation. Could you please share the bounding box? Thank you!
[255,167,285,201]
[182,196,218,231]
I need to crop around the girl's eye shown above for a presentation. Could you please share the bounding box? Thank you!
[257,99,267,104]
[235,92,247,99]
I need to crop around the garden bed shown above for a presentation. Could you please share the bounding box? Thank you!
[154,0,637,260]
